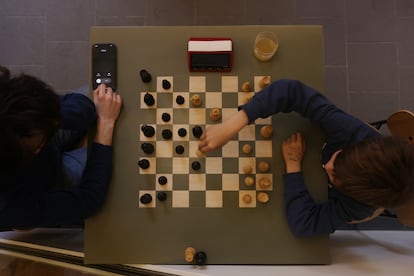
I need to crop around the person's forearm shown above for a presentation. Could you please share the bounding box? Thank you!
[94,119,115,145]
[227,109,249,134]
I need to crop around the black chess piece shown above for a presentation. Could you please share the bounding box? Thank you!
[141,143,154,154]
[143,92,155,106]
[178,128,187,137]
[140,193,152,204]
[141,124,155,137]
[192,125,203,138]
[176,95,185,105]
[140,69,152,83]
[192,161,201,171]
[162,79,171,89]
[195,251,207,265]
[138,159,150,169]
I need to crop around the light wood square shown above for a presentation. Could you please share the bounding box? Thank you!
[221,76,238,92]
[206,191,223,208]
[189,108,206,124]
[206,157,223,174]
[157,76,173,92]
[172,92,189,108]
[140,124,157,141]
[156,141,173,157]
[254,75,271,92]
[205,92,222,108]
[189,174,206,191]
[156,174,173,191]
[238,92,254,106]
[140,92,157,109]
[189,76,206,92]
[222,140,239,157]
[138,157,156,174]
[173,124,190,141]
[255,141,273,157]
[256,174,273,191]
[189,141,203,158]
[222,174,239,191]
[239,157,256,174]
[239,124,256,140]
[138,191,156,208]
[221,108,238,121]
[172,157,189,174]
[256,117,272,124]
[156,108,173,125]
[172,191,189,208]
[239,191,256,208]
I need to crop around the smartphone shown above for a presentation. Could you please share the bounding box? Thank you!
[92,43,117,90]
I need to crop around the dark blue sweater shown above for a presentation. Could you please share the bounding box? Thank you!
[0,93,112,229]
[240,79,380,237]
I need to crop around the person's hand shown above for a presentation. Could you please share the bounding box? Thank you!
[93,84,122,145]
[198,123,234,152]
[199,110,249,153]
[282,132,306,173]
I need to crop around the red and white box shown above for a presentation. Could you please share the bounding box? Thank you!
[187,38,233,72]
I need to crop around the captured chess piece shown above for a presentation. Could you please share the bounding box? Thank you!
[184,247,196,263]
[195,251,207,266]
[140,69,152,83]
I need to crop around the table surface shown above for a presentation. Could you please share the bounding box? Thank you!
[84,25,328,265]
[1,230,413,276]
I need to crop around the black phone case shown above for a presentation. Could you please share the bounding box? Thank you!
[92,43,117,90]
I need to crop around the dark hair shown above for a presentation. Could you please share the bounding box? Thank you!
[0,69,61,172]
[334,136,414,208]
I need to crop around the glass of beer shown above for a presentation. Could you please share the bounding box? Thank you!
[253,31,279,61]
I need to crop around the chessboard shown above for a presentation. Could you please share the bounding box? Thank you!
[85,25,329,265]
[137,75,274,209]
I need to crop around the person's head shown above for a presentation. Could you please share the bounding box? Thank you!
[331,136,414,226]
[0,67,61,172]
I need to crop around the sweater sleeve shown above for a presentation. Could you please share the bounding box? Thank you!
[2,143,113,228]
[284,173,336,236]
[240,79,379,236]
[59,93,97,131]
[240,79,377,151]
